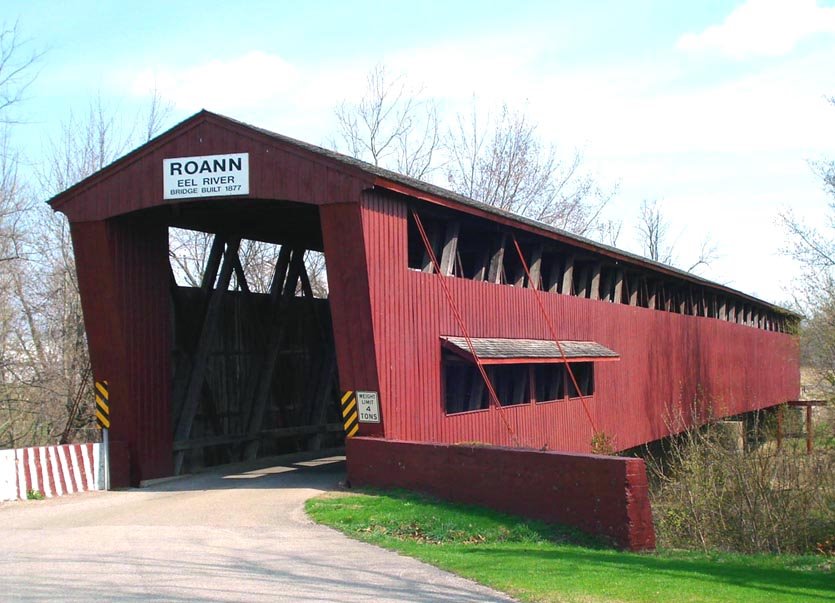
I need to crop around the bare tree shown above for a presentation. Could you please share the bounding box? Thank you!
[39,99,131,192]
[304,250,328,298]
[637,199,674,264]
[0,19,39,276]
[169,228,214,288]
[142,85,173,143]
[782,99,835,282]
[0,26,178,446]
[4,95,178,446]
[0,129,33,446]
[684,239,720,273]
[635,199,718,273]
[333,64,441,180]
[446,103,614,237]
[594,218,623,247]
[0,130,28,261]
[780,97,835,397]
[781,203,835,395]
[237,239,285,293]
[0,20,48,446]
[334,67,616,238]
[0,20,43,125]
[13,98,142,445]
[815,96,835,199]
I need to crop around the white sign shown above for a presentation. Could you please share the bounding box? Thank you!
[356,391,381,423]
[163,153,249,200]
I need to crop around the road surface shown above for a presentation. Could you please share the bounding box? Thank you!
[0,452,515,602]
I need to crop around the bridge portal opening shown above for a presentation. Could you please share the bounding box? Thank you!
[165,199,343,474]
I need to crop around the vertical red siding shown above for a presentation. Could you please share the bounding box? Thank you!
[320,203,383,437]
[59,115,801,482]
[54,115,373,223]
[359,190,799,452]
[73,217,172,485]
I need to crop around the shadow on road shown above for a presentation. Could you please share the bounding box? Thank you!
[132,449,347,494]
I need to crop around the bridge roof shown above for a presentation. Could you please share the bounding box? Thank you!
[48,110,796,316]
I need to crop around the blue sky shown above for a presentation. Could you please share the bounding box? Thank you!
[6,0,835,303]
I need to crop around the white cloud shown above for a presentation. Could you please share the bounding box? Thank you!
[131,51,302,112]
[121,31,834,303]
[551,37,835,160]
[677,0,835,59]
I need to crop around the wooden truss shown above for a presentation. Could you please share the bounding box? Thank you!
[170,234,340,474]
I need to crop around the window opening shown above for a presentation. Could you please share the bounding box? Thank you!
[406,209,787,333]
[444,354,595,414]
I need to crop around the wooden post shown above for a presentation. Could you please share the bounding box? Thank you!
[439,222,460,277]
[474,248,489,281]
[421,220,441,273]
[613,269,624,304]
[546,255,561,293]
[232,254,250,293]
[561,254,574,295]
[589,263,601,300]
[527,244,543,290]
[487,234,507,284]
[201,235,226,292]
[806,404,813,454]
[576,265,589,298]
[513,265,526,288]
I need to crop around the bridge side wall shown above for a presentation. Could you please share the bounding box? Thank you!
[347,437,656,551]
[358,190,800,452]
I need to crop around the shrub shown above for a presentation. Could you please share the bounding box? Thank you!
[646,414,835,555]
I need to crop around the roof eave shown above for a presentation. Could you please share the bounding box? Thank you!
[374,176,798,317]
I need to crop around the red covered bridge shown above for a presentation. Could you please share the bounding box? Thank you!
[49,111,799,499]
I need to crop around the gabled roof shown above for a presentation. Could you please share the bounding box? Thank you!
[48,109,795,316]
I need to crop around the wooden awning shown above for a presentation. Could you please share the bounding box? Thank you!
[441,336,619,365]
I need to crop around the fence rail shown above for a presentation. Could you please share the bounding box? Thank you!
[0,443,104,501]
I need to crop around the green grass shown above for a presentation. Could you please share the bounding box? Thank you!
[306,490,834,603]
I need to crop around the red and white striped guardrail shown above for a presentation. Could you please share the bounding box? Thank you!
[0,443,104,501]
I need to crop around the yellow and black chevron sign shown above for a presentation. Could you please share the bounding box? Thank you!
[95,380,110,430]
[340,390,359,438]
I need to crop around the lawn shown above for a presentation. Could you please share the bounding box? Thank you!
[305,489,834,603]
